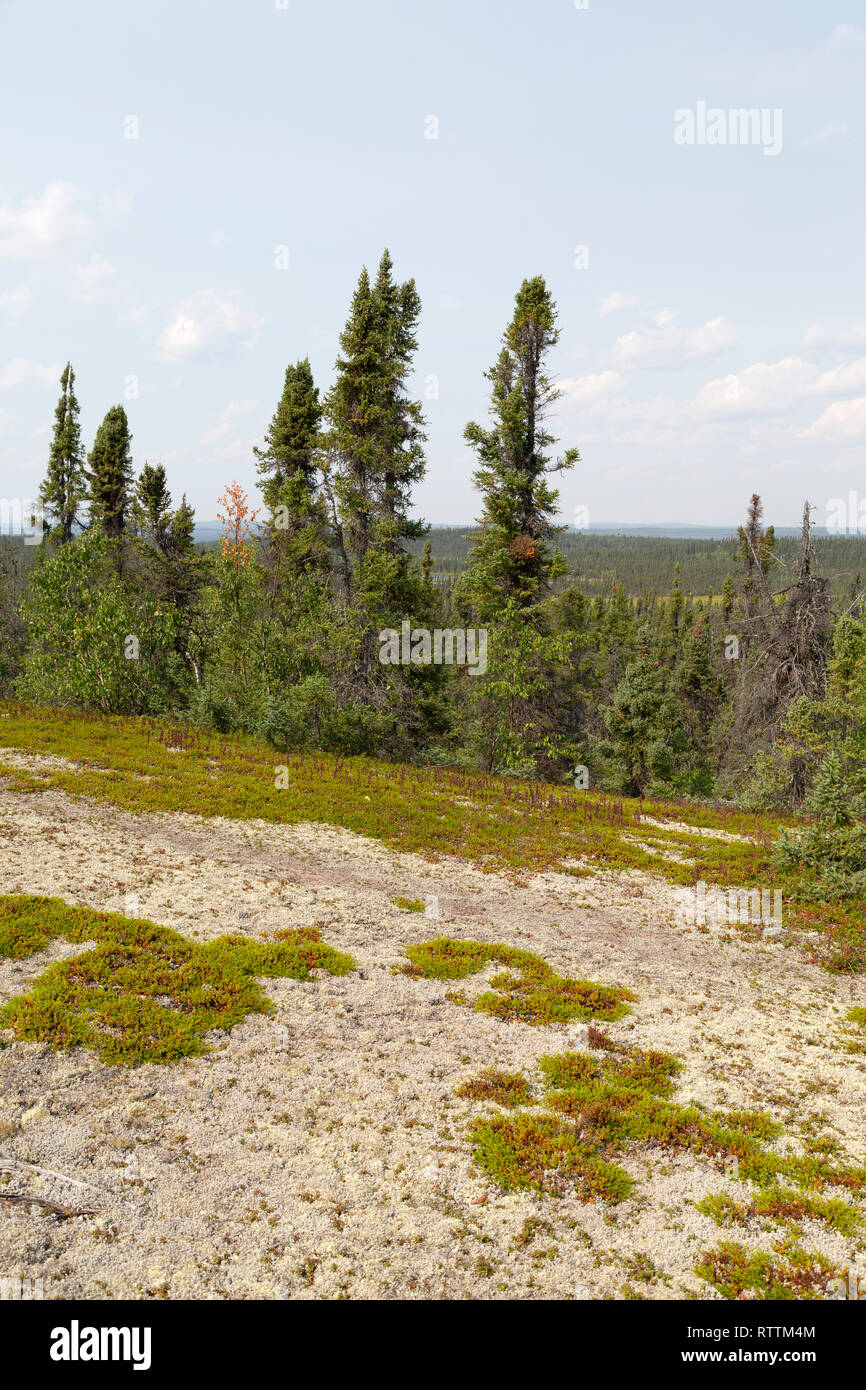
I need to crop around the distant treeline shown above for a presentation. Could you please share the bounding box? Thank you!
[407,529,866,601]
[5,528,865,604]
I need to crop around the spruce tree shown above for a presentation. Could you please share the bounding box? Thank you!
[131,462,173,552]
[88,405,134,539]
[370,249,427,557]
[323,265,380,581]
[457,276,579,618]
[39,363,87,543]
[323,250,427,606]
[254,358,328,573]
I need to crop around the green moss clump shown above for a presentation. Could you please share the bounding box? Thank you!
[0,894,353,1066]
[469,1111,633,1203]
[391,896,425,912]
[697,1187,862,1237]
[455,1068,534,1107]
[462,1039,866,1235]
[403,937,635,1024]
[695,1239,843,1300]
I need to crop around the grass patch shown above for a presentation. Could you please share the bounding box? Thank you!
[0,893,353,1065]
[1,703,861,969]
[694,1239,843,1300]
[455,1068,535,1107]
[391,896,425,912]
[696,1186,862,1237]
[460,1041,866,1236]
[469,1109,634,1202]
[402,936,635,1025]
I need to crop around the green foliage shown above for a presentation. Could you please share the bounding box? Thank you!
[38,363,87,544]
[695,1239,842,1300]
[401,937,635,1023]
[0,544,27,696]
[454,1031,866,1237]
[455,1068,535,1107]
[457,601,576,776]
[696,1186,862,1237]
[87,404,134,541]
[323,249,427,621]
[774,751,866,899]
[0,893,353,1065]
[593,637,688,795]
[469,1110,633,1202]
[457,276,578,617]
[15,530,188,715]
[255,358,329,576]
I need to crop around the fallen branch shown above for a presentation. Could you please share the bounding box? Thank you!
[0,1191,95,1220]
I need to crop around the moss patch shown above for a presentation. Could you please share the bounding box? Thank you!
[460,1042,866,1237]
[402,937,635,1025]
[1,704,862,970]
[0,894,353,1065]
[695,1239,843,1300]
[391,896,425,912]
[696,1186,862,1237]
[455,1068,535,1107]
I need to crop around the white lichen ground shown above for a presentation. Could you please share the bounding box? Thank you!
[0,766,864,1301]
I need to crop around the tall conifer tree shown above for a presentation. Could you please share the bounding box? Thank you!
[38,363,87,543]
[254,358,328,574]
[88,405,134,539]
[457,277,579,617]
[323,250,427,607]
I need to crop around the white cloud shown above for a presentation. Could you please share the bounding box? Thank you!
[71,256,116,303]
[223,398,258,421]
[0,285,32,321]
[560,370,624,407]
[811,358,866,395]
[0,358,61,389]
[156,289,263,362]
[803,322,866,348]
[612,315,737,370]
[654,307,676,327]
[692,357,816,419]
[803,396,866,443]
[822,24,866,55]
[0,182,90,261]
[200,398,259,446]
[801,121,849,149]
[599,292,638,317]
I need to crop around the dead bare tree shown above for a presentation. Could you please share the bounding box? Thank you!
[723,498,832,798]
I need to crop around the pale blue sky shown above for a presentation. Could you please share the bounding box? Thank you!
[1,0,864,530]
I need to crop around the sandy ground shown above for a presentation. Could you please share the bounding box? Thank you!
[0,761,864,1301]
